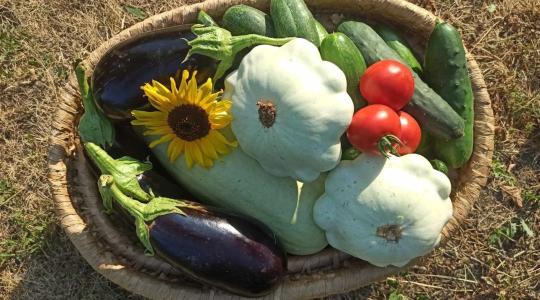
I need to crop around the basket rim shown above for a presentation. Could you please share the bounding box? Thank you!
[47,0,495,299]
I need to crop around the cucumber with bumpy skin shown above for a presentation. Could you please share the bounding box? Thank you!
[270,0,320,45]
[320,33,367,109]
[338,21,465,140]
[425,21,474,168]
[373,24,423,74]
[222,5,275,37]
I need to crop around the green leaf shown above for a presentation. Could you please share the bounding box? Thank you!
[135,217,154,255]
[115,156,153,177]
[487,4,497,13]
[520,218,534,237]
[389,291,408,300]
[125,5,147,20]
[142,197,193,222]
[76,65,115,148]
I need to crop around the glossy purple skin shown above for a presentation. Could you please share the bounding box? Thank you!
[149,207,287,297]
[92,25,217,121]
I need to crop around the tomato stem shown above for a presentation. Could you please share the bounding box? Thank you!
[377,135,404,158]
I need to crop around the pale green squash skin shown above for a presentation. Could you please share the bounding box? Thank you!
[143,132,328,255]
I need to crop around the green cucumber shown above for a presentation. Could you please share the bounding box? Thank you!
[338,21,464,140]
[270,0,320,45]
[197,10,218,27]
[314,19,329,41]
[222,5,275,37]
[425,21,474,168]
[320,33,367,109]
[373,24,423,74]
[430,159,449,174]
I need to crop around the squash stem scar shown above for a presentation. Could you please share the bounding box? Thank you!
[257,100,276,128]
[376,224,403,242]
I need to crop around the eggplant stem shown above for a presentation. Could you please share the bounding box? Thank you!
[98,174,203,255]
[85,142,152,202]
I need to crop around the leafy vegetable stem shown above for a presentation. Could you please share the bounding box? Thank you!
[230,35,293,52]
[186,25,293,81]
[85,142,152,202]
[197,10,218,27]
[99,175,145,219]
[75,65,96,115]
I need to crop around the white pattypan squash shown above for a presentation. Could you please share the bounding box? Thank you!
[313,153,453,267]
[223,38,354,182]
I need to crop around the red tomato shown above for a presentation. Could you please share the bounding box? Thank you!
[347,104,401,155]
[396,111,422,155]
[359,60,415,111]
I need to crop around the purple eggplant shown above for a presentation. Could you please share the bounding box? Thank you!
[149,206,286,296]
[87,143,287,297]
[92,24,217,121]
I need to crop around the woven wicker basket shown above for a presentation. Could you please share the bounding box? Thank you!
[47,0,495,298]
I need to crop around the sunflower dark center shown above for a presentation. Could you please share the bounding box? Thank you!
[167,104,211,141]
[257,100,276,128]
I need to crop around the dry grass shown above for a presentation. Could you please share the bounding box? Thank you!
[0,0,538,299]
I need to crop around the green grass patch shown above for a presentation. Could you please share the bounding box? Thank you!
[0,30,21,63]
[489,218,535,248]
[491,157,517,186]
[0,179,16,204]
[0,180,52,266]
[0,210,52,266]
[509,90,540,134]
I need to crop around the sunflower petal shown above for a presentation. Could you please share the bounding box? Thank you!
[184,143,194,168]
[149,134,174,148]
[199,137,218,159]
[170,138,185,161]
[178,70,190,100]
[144,126,173,136]
[197,78,213,101]
[191,141,205,167]
[186,72,199,104]
[152,80,172,98]
[170,77,179,105]
[143,87,173,112]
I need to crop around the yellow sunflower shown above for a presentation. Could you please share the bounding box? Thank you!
[131,70,237,168]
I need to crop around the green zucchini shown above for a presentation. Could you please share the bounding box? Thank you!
[221,5,275,37]
[425,21,474,168]
[314,19,329,41]
[320,32,367,109]
[338,21,465,140]
[197,10,218,27]
[373,24,423,74]
[270,0,320,45]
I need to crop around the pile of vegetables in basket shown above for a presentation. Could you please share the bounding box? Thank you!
[77,0,474,296]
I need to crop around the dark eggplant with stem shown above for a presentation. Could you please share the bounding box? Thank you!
[86,143,287,297]
[92,24,217,121]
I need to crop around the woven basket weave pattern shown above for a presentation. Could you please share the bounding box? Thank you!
[47,0,494,299]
